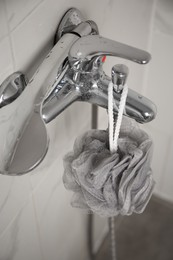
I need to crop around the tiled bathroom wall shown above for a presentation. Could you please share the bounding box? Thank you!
[0,0,171,259]
[142,0,173,201]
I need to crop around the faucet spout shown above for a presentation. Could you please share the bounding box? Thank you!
[69,35,151,66]
[88,76,157,123]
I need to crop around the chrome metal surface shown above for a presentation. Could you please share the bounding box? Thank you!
[69,35,151,67]
[92,75,157,123]
[0,8,157,175]
[73,21,98,37]
[0,9,95,175]
[0,72,27,108]
[8,112,48,175]
[55,8,99,43]
[55,8,85,41]
[42,63,156,124]
[5,33,80,175]
[112,64,129,93]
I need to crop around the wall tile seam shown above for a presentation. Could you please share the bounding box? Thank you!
[0,197,44,260]
[0,34,9,44]
[0,183,50,240]
[0,191,32,239]
[0,0,52,240]
[30,177,62,260]
[0,0,44,45]
[0,1,8,44]
[31,193,45,260]
[3,0,15,72]
[4,0,58,74]
[141,0,158,96]
[4,0,44,33]
[0,36,14,85]
[2,0,45,73]
[0,131,86,238]
[0,99,91,239]
[0,167,64,239]
[0,152,73,240]
[30,167,62,196]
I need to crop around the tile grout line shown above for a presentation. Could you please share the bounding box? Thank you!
[141,0,158,96]
[140,0,172,194]
[0,191,32,239]
[0,34,9,44]
[4,0,16,71]
[0,191,45,260]
[3,0,44,72]
[10,0,44,33]
[31,191,46,260]
[0,108,91,239]
[0,1,9,45]
[0,149,69,240]
[0,178,14,215]
[0,170,53,241]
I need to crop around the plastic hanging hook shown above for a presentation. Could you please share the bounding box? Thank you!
[111,64,129,93]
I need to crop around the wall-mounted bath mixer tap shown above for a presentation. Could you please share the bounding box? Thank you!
[0,8,157,175]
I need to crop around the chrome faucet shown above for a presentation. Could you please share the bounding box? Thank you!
[42,33,154,124]
[0,8,157,175]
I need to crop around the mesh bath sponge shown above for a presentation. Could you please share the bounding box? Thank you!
[63,117,154,217]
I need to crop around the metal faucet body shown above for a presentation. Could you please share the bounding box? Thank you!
[42,51,155,124]
[0,8,157,175]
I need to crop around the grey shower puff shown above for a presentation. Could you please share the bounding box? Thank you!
[63,118,155,217]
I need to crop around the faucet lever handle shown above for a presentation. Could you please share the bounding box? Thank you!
[69,35,151,67]
[111,64,129,93]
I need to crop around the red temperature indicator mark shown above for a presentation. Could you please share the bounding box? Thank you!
[102,56,107,63]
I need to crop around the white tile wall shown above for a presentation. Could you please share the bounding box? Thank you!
[0,0,172,259]
[0,198,42,260]
[0,1,8,41]
[155,0,173,36]
[32,179,88,260]
[143,0,173,201]
[144,33,173,136]
[0,174,31,234]
[5,0,43,31]
[0,37,13,83]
